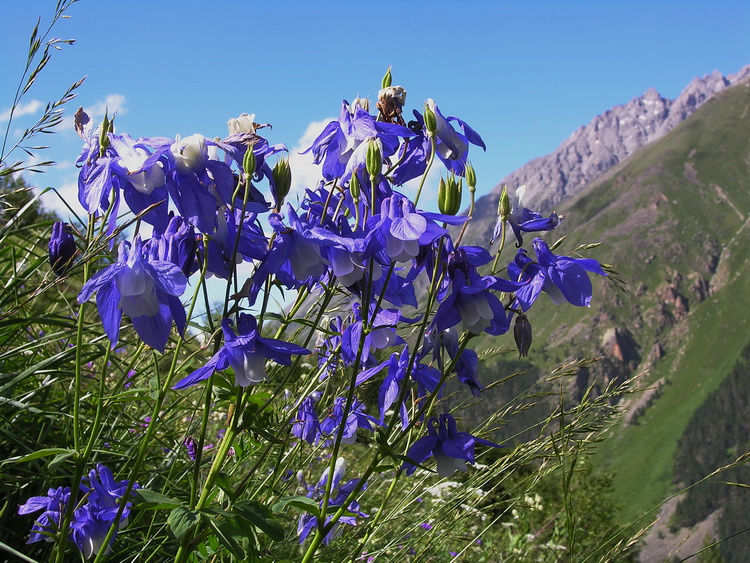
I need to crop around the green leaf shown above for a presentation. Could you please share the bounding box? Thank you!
[213,472,236,501]
[48,451,76,472]
[233,500,284,542]
[272,496,320,518]
[168,507,200,541]
[133,489,183,510]
[244,392,272,409]
[372,463,396,473]
[4,448,74,464]
[206,518,246,560]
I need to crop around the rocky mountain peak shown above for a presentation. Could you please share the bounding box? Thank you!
[491,67,750,213]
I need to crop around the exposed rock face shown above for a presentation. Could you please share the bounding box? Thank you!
[488,66,750,213]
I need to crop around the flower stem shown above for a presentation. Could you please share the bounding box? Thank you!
[456,185,475,247]
[491,219,507,274]
[92,264,207,563]
[414,136,436,208]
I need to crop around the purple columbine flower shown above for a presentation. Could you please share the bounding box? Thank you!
[18,464,138,559]
[77,238,187,352]
[303,100,413,181]
[319,396,379,444]
[245,206,328,304]
[364,193,466,264]
[491,186,561,247]
[74,111,120,235]
[297,458,368,545]
[423,327,484,397]
[146,214,200,277]
[164,133,235,233]
[184,436,197,461]
[49,222,77,276]
[292,394,322,445]
[403,414,502,476]
[356,347,441,427]
[340,303,410,367]
[433,270,519,336]
[108,133,171,231]
[173,313,310,389]
[201,207,268,280]
[509,238,607,311]
[18,485,71,545]
[392,100,485,184]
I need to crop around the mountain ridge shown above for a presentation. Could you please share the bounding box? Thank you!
[476,65,750,219]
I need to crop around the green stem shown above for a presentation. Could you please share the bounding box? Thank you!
[54,214,94,563]
[414,136,436,208]
[491,219,507,274]
[351,468,404,560]
[456,186,475,247]
[92,263,206,563]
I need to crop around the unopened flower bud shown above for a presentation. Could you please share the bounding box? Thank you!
[381,67,392,89]
[49,222,76,276]
[465,162,477,189]
[514,315,532,357]
[349,173,361,199]
[243,145,257,177]
[423,103,437,136]
[499,185,511,220]
[98,112,111,154]
[183,436,197,461]
[160,215,199,276]
[366,139,382,178]
[332,457,347,485]
[438,175,462,216]
[272,158,292,207]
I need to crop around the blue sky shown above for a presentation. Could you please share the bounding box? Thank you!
[1,0,749,217]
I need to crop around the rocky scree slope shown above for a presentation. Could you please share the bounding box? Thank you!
[461,65,750,250]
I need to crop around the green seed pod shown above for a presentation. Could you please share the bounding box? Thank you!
[366,139,382,179]
[439,175,462,216]
[243,145,257,178]
[272,158,292,203]
[423,103,437,136]
[349,173,361,199]
[381,67,392,89]
[465,161,476,189]
[438,177,448,214]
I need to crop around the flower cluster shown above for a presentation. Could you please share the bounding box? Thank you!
[18,464,138,559]
[58,73,608,552]
[297,458,367,545]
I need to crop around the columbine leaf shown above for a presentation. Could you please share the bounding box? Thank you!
[5,448,75,464]
[233,500,284,542]
[168,507,200,541]
[206,518,247,560]
[133,489,183,510]
[271,496,320,518]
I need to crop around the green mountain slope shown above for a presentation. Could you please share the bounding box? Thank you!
[464,78,750,525]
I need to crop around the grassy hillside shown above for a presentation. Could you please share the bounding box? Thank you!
[463,79,750,526]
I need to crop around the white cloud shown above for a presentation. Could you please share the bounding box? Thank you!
[88,94,127,119]
[58,93,127,131]
[38,178,85,220]
[0,99,43,123]
[287,118,333,201]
